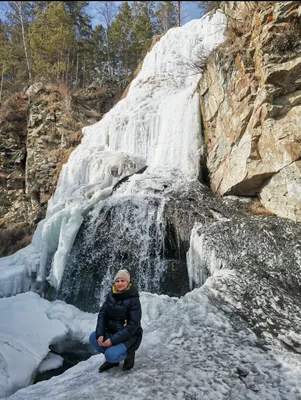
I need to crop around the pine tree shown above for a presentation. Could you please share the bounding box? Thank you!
[64,1,92,86]
[94,1,117,78]
[108,1,133,78]
[0,19,11,100]
[195,1,221,15]
[84,24,106,84]
[0,20,10,73]
[28,1,75,81]
[5,1,34,82]
[154,1,177,33]
[131,1,153,61]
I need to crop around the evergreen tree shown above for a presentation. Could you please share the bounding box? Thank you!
[196,1,221,15]
[94,1,117,78]
[131,1,153,61]
[0,19,11,100]
[5,1,34,82]
[28,1,75,81]
[0,20,11,74]
[0,0,195,92]
[154,1,177,33]
[64,1,92,86]
[32,1,48,14]
[109,1,133,78]
[84,23,107,84]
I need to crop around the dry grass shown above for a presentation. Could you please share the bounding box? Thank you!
[56,81,72,113]
[248,200,275,216]
[38,91,59,102]
[266,20,301,55]
[44,83,59,91]
[223,1,275,44]
[0,222,33,257]
[42,81,73,113]
[0,217,11,228]
[0,92,27,120]
[60,114,85,130]
[52,147,76,183]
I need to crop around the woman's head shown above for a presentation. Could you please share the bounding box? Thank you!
[114,269,130,292]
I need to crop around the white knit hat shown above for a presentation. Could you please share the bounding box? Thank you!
[114,269,130,282]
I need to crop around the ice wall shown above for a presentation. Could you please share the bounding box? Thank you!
[187,223,225,289]
[0,11,226,296]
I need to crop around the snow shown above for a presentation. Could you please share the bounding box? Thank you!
[2,9,301,400]
[2,288,301,400]
[38,353,64,374]
[0,11,226,297]
[0,293,67,398]
[41,11,225,291]
[0,221,44,297]
[187,224,225,289]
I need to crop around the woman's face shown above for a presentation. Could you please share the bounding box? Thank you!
[115,278,128,292]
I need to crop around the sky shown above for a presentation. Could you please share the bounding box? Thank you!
[0,1,201,28]
[0,8,226,301]
[2,4,301,400]
[0,10,228,398]
[86,1,202,28]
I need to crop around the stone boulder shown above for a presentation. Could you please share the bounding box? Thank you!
[0,83,121,256]
[199,1,301,221]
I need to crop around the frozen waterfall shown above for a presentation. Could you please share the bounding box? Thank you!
[0,12,226,300]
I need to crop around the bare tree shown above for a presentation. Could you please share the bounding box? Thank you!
[195,1,221,15]
[9,1,32,81]
[174,1,201,26]
[176,1,181,26]
[93,1,117,78]
[0,64,4,103]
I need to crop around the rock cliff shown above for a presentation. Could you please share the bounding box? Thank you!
[0,82,120,256]
[199,1,301,221]
[2,1,300,256]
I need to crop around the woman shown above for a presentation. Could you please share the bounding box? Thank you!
[89,269,143,372]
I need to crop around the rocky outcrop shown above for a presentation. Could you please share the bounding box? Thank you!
[198,212,301,351]
[0,82,121,256]
[199,1,301,221]
[0,93,31,255]
[52,176,257,312]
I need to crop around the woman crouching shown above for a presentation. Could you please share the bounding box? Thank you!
[89,269,143,372]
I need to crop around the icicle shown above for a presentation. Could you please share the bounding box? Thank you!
[187,224,225,290]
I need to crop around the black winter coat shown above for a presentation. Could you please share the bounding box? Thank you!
[96,283,143,352]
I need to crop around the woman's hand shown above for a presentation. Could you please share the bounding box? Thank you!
[103,338,112,347]
[97,336,104,346]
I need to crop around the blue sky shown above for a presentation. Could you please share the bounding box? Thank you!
[0,1,202,28]
[87,1,202,28]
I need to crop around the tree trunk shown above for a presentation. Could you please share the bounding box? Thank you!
[177,1,181,27]
[75,52,79,87]
[0,64,4,103]
[82,60,85,87]
[105,29,111,77]
[71,48,75,87]
[57,55,60,83]
[66,48,70,84]
[17,1,32,81]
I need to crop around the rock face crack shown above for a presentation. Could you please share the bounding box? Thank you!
[199,1,301,221]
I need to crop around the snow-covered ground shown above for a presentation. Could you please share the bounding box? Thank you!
[2,283,301,400]
[0,10,226,300]
[2,8,301,400]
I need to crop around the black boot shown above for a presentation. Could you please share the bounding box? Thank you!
[98,361,119,373]
[123,352,135,371]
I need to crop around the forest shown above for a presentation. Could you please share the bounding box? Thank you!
[0,1,219,100]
